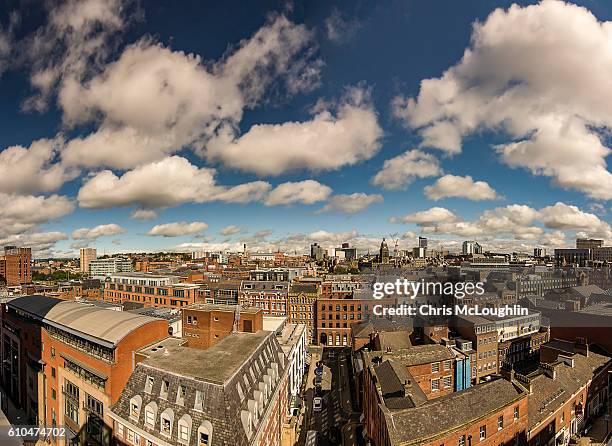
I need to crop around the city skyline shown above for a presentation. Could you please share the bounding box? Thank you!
[0,0,611,258]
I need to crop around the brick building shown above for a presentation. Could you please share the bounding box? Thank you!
[1,295,169,445]
[109,331,290,446]
[287,283,318,342]
[181,303,263,349]
[0,246,31,286]
[239,281,289,316]
[103,273,200,309]
[454,315,500,383]
[362,348,528,446]
[316,296,397,347]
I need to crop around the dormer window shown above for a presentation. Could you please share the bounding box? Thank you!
[194,390,204,411]
[129,395,142,420]
[176,385,186,406]
[160,408,174,437]
[144,376,154,394]
[160,380,170,399]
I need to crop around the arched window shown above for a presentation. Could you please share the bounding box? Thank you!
[197,421,213,446]
[129,395,142,420]
[177,414,192,445]
[160,407,174,437]
[144,401,158,428]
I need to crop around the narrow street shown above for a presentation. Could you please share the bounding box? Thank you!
[297,348,364,446]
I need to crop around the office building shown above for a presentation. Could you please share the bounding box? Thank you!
[462,241,483,255]
[79,248,97,274]
[1,296,169,444]
[0,246,31,286]
[89,258,133,279]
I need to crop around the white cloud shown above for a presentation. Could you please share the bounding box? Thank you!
[0,138,78,194]
[394,0,612,199]
[424,175,498,201]
[371,150,441,190]
[72,223,125,239]
[77,156,270,209]
[22,0,130,112]
[60,15,321,169]
[147,221,208,237]
[130,209,157,220]
[0,231,69,256]
[206,86,382,176]
[317,193,383,214]
[538,202,612,239]
[392,207,458,225]
[220,225,243,236]
[0,194,74,237]
[264,180,332,206]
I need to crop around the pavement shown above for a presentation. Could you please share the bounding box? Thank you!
[579,397,612,446]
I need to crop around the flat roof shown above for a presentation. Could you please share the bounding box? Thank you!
[8,295,163,348]
[184,303,261,314]
[142,330,272,384]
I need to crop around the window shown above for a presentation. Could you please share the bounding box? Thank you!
[177,385,187,405]
[458,435,465,446]
[116,423,124,438]
[130,395,142,419]
[52,389,56,400]
[432,362,440,373]
[514,406,519,420]
[86,394,103,418]
[145,376,154,394]
[431,379,440,392]
[443,360,452,371]
[161,416,172,435]
[479,425,486,440]
[145,409,155,426]
[443,376,452,388]
[161,380,170,399]
[51,367,56,378]
[498,415,504,430]
[179,423,190,443]
[195,390,204,411]
[51,347,56,358]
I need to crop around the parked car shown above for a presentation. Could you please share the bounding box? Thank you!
[313,397,323,412]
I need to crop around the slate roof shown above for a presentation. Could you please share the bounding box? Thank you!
[386,379,526,445]
[526,351,611,430]
[289,283,318,294]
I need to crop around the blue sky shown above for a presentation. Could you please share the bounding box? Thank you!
[0,0,610,257]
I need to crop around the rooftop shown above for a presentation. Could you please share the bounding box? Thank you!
[386,379,525,445]
[184,302,261,314]
[142,330,273,384]
[8,295,163,348]
[384,344,453,366]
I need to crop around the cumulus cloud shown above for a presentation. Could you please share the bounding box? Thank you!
[0,138,78,194]
[264,180,332,206]
[60,15,321,169]
[371,150,441,190]
[72,223,125,239]
[392,207,458,225]
[77,156,270,209]
[21,0,131,112]
[393,0,612,199]
[130,209,157,220]
[393,202,612,246]
[0,194,75,237]
[0,231,69,256]
[147,221,208,237]
[206,86,382,176]
[317,193,383,214]
[424,175,498,201]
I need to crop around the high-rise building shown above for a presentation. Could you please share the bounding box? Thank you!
[418,236,428,248]
[79,247,97,274]
[0,246,31,286]
[533,247,546,257]
[462,240,482,255]
[310,243,325,261]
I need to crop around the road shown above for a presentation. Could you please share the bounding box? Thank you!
[297,348,364,446]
